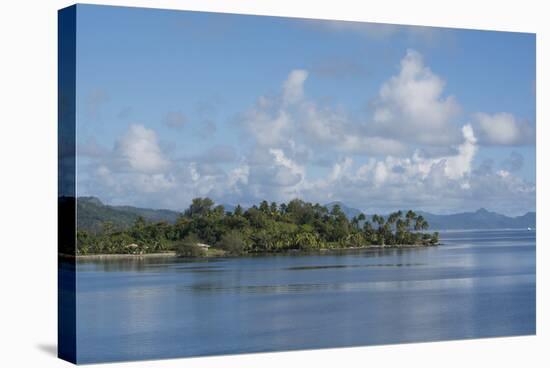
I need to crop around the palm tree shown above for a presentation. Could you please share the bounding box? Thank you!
[351,216,360,230]
[386,211,402,231]
[372,214,385,230]
[414,215,429,231]
[270,202,278,216]
[363,221,374,242]
[234,204,243,216]
[405,210,417,231]
[371,215,386,245]
[396,218,406,243]
[259,200,270,213]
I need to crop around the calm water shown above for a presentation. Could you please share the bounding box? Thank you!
[75,230,536,363]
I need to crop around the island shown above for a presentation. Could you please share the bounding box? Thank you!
[75,197,439,257]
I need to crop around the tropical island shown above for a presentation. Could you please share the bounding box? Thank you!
[74,197,439,257]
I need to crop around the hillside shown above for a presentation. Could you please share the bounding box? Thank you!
[76,197,536,233]
[77,197,181,233]
[324,201,363,219]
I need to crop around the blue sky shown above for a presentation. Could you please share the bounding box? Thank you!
[74,4,536,215]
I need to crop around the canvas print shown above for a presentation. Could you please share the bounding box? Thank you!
[58,4,536,364]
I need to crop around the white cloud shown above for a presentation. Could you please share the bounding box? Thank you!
[474,112,534,145]
[443,124,477,179]
[227,58,534,213]
[242,51,464,157]
[371,49,461,145]
[80,124,176,203]
[269,148,305,186]
[228,164,249,188]
[241,101,291,147]
[116,124,170,174]
[329,157,353,182]
[361,124,476,185]
[79,51,534,215]
[94,164,175,195]
[241,69,408,157]
[81,117,534,214]
[247,148,304,192]
[300,101,408,156]
[340,135,407,156]
[282,69,308,104]
[298,124,533,214]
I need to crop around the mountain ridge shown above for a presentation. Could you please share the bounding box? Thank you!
[77,196,182,234]
[76,196,535,233]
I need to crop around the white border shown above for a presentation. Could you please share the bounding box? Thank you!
[0,1,546,367]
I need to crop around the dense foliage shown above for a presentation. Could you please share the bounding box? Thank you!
[75,198,439,256]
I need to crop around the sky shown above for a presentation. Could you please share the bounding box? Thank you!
[74,4,536,216]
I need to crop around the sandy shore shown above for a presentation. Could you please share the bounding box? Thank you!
[62,252,177,260]
[62,243,437,260]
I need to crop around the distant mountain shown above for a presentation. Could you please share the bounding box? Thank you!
[417,208,536,230]
[77,197,181,233]
[323,202,535,230]
[324,202,363,219]
[77,197,535,233]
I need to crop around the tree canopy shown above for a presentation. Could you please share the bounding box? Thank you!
[76,197,439,256]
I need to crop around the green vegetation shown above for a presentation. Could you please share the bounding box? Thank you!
[75,197,439,256]
[175,234,207,257]
[77,196,181,234]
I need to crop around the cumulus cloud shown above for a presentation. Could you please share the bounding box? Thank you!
[371,49,461,145]
[241,102,291,147]
[78,50,535,215]
[268,148,305,186]
[81,118,534,214]
[300,100,408,156]
[79,124,177,202]
[282,69,308,105]
[474,112,534,145]
[241,68,407,157]
[443,124,477,179]
[300,125,533,214]
[79,124,253,209]
[116,124,170,173]
[319,123,476,189]
[240,51,466,156]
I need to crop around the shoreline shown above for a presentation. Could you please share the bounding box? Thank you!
[61,252,177,260]
[64,243,438,260]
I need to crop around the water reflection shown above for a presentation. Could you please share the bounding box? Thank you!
[78,257,224,272]
[285,263,425,271]
[76,230,536,364]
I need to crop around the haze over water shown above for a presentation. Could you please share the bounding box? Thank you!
[75,229,535,363]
